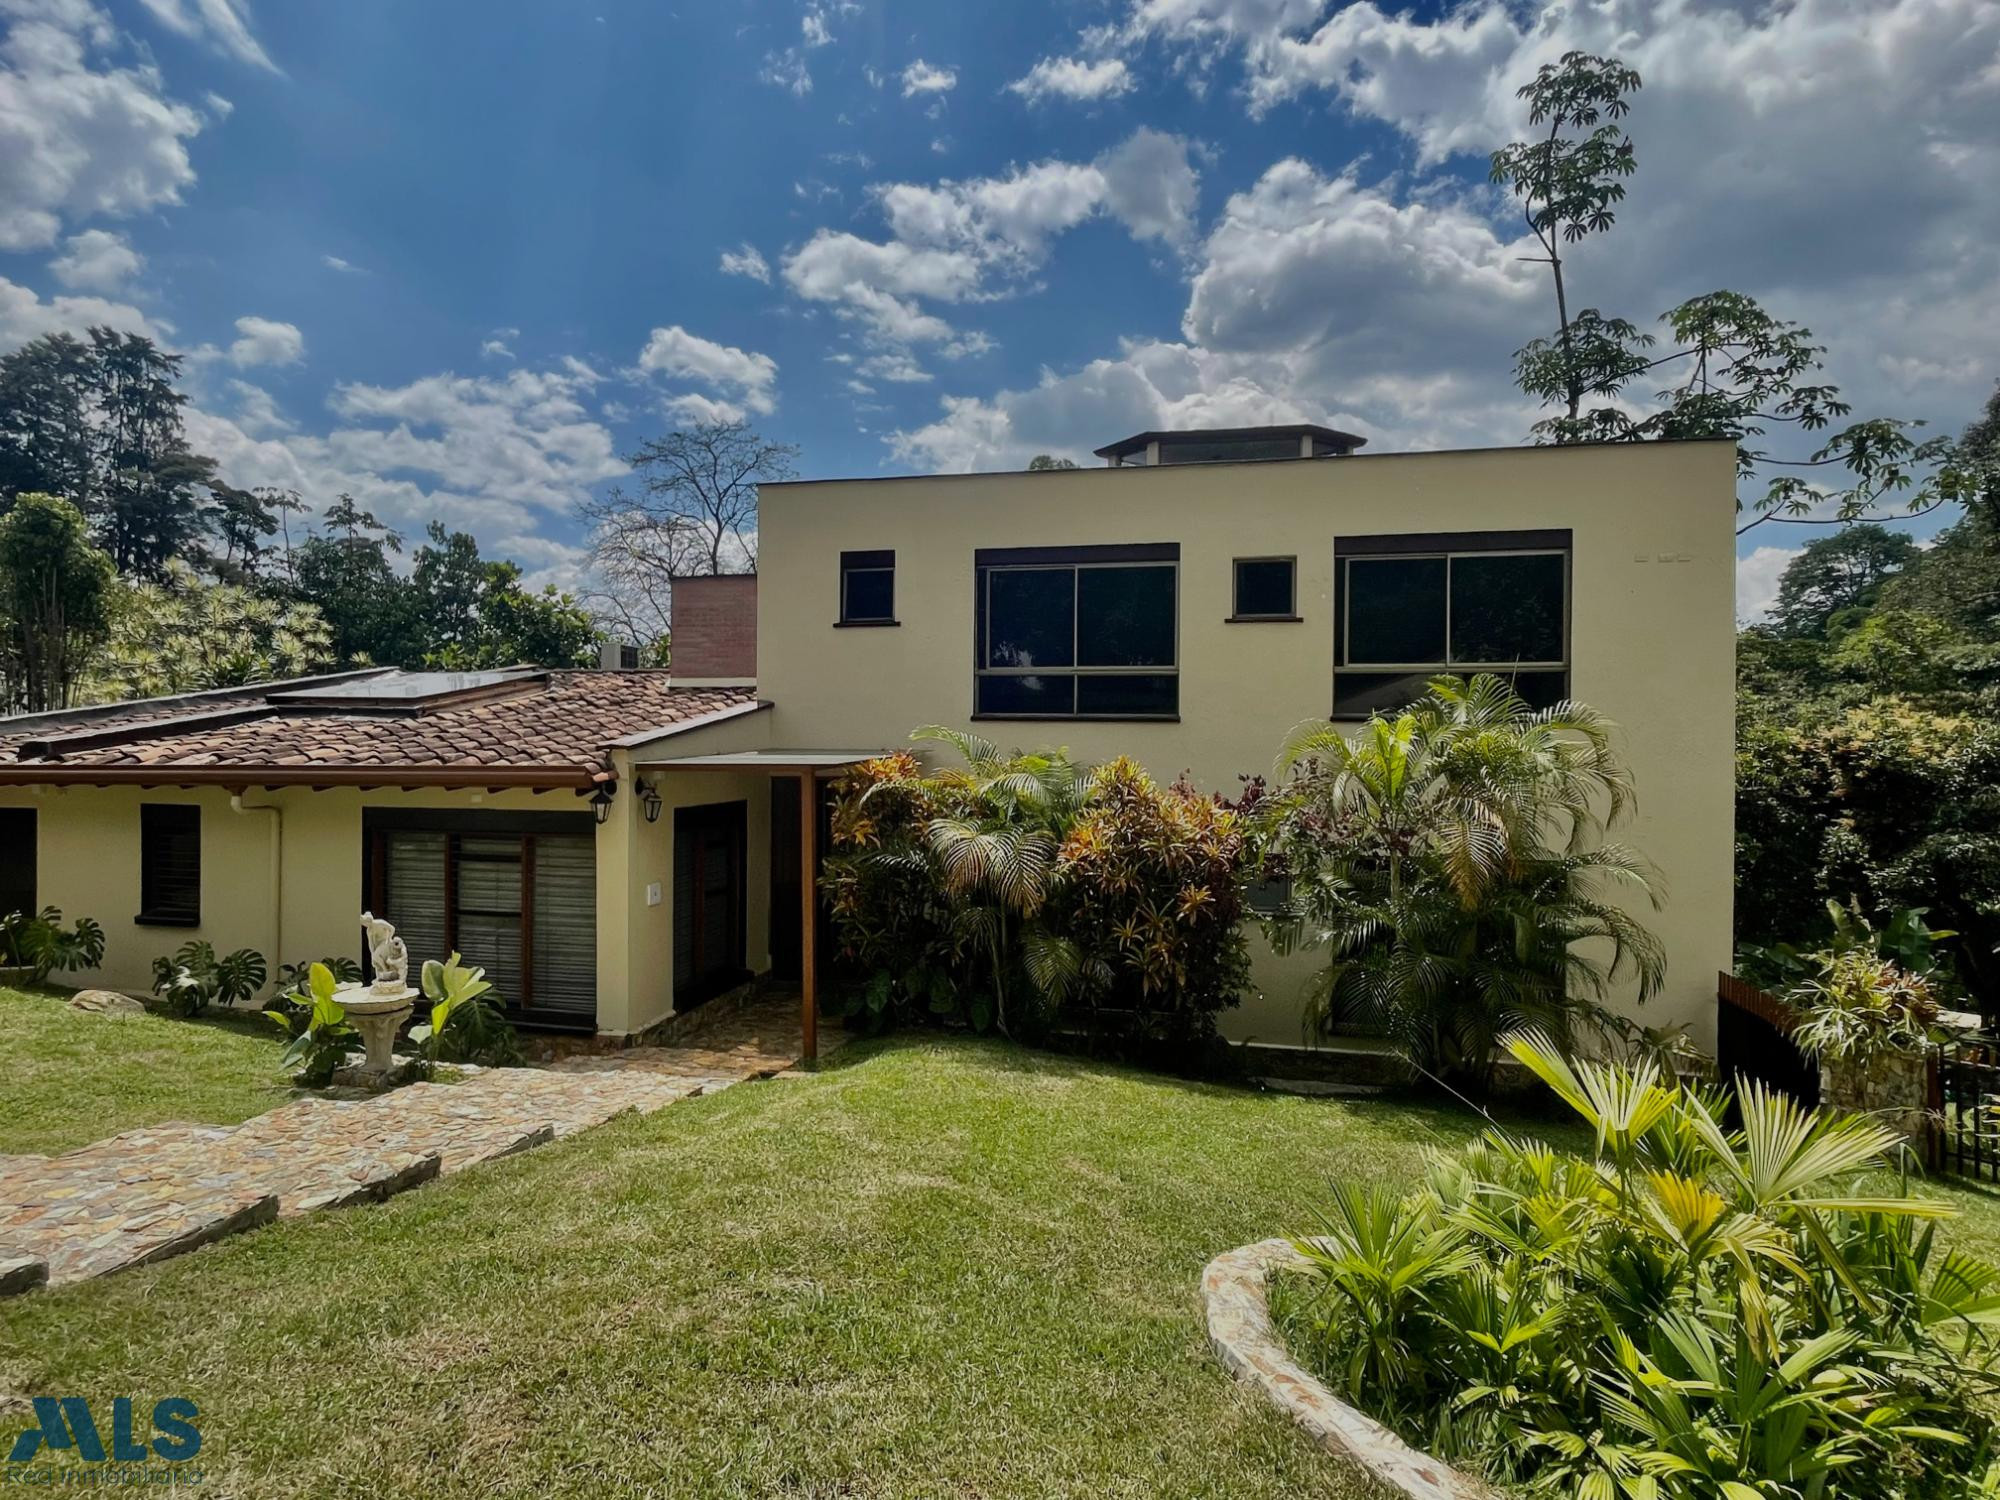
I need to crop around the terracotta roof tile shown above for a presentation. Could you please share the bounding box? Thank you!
[0,673,759,783]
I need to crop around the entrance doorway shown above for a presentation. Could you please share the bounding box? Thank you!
[674,801,748,1008]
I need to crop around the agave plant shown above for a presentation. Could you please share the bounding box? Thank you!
[1284,1031,2000,1497]
[1263,673,1665,1085]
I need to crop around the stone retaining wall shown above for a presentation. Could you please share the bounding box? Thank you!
[1200,1239,1498,1500]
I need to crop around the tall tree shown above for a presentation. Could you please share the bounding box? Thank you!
[1878,381,2000,637]
[290,495,414,665]
[1768,525,1920,639]
[408,521,598,669]
[85,329,213,576]
[1491,54,1977,538]
[0,494,114,713]
[1489,51,1643,429]
[203,482,285,583]
[0,328,218,574]
[0,333,97,508]
[577,421,798,648]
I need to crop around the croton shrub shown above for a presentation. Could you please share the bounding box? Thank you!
[823,733,1252,1052]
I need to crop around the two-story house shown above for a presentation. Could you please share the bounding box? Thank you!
[0,427,1737,1054]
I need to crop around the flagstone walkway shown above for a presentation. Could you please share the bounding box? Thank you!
[0,998,847,1295]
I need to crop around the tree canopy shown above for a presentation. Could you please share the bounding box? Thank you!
[1492,54,1978,537]
[0,494,114,712]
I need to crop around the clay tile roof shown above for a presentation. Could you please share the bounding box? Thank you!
[0,673,761,786]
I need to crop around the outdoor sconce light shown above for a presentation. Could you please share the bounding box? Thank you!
[638,776,663,824]
[591,780,617,826]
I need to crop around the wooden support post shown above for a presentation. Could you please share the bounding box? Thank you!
[799,769,818,1063]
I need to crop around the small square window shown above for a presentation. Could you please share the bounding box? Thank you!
[839,550,896,625]
[1245,874,1293,915]
[1232,558,1297,620]
[139,803,201,926]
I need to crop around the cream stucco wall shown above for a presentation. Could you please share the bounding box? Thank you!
[0,782,605,1000]
[754,440,1739,1047]
[598,749,773,1037]
[0,728,777,1035]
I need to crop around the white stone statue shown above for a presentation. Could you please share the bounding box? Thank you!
[361,911,409,991]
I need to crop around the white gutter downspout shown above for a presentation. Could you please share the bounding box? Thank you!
[230,791,281,989]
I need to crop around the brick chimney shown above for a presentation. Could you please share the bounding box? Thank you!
[668,574,757,685]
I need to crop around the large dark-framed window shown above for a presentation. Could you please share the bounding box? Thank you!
[838,549,897,626]
[1230,556,1299,622]
[1334,529,1571,718]
[974,542,1179,720]
[0,808,35,921]
[138,803,201,926]
[363,807,596,1027]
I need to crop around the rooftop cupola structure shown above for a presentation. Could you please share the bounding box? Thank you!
[1092,423,1368,467]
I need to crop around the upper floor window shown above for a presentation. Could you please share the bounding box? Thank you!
[1231,557,1298,621]
[839,549,896,625]
[974,543,1178,719]
[139,803,201,926]
[1334,529,1570,717]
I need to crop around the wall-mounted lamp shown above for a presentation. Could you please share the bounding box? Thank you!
[590,780,617,826]
[638,776,663,824]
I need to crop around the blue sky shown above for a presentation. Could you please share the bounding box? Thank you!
[2,0,1996,617]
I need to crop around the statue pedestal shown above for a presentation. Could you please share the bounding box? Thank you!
[336,985,418,1077]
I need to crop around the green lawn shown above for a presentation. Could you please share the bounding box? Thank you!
[10,1035,2000,1498]
[0,984,292,1154]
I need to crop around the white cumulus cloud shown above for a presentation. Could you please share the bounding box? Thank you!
[0,271,164,349]
[719,243,771,283]
[0,6,206,249]
[901,59,957,96]
[227,314,303,367]
[48,226,140,291]
[636,324,779,417]
[1007,56,1134,103]
[133,0,275,72]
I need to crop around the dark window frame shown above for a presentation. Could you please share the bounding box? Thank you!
[138,803,202,927]
[972,542,1180,722]
[837,548,898,627]
[1228,555,1300,622]
[1333,529,1572,720]
[361,806,595,1028]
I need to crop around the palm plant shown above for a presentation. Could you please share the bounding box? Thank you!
[1263,673,1664,1084]
[1285,1032,2000,1498]
[904,726,1093,1035]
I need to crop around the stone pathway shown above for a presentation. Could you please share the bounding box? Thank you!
[1,998,846,1294]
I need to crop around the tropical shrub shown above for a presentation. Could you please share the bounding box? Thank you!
[1737,696,2000,1013]
[825,730,1253,1050]
[1260,674,1665,1087]
[273,954,361,996]
[411,951,523,1067]
[1791,950,1941,1066]
[1281,1032,2000,1498]
[151,941,266,1017]
[1045,756,1252,1041]
[0,906,104,982]
[264,961,357,1087]
[1738,899,1957,997]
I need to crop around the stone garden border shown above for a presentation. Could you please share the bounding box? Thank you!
[1201,1239,1499,1500]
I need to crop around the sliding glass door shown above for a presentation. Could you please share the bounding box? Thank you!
[365,810,596,1026]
